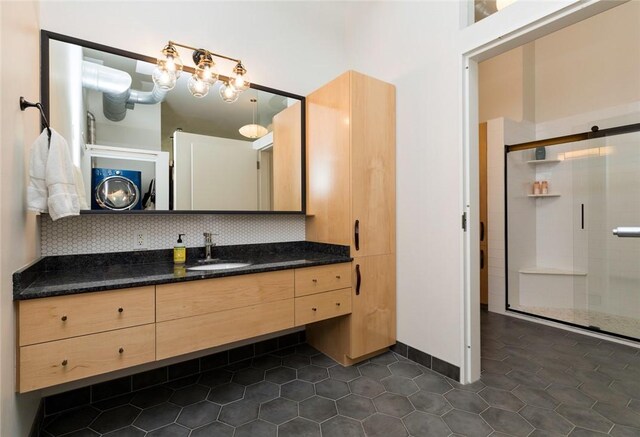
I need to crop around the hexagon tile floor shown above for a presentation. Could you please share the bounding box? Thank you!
[40,310,640,436]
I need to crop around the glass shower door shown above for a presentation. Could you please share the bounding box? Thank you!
[582,131,640,339]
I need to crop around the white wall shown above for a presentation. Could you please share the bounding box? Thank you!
[0,2,43,436]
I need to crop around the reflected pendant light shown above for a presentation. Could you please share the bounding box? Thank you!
[240,98,268,139]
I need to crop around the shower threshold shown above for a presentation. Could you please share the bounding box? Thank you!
[509,304,640,340]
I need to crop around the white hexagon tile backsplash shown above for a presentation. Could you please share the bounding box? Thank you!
[41,215,306,256]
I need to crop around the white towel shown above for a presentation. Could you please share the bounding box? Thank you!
[27,129,49,214]
[27,129,81,220]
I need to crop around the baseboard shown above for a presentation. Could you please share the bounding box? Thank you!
[391,341,460,382]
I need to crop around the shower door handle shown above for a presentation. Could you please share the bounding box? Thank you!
[612,227,640,238]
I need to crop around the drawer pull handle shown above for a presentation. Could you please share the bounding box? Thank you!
[61,315,67,322]
[312,279,318,283]
[119,348,124,354]
[118,307,124,313]
[336,275,341,279]
[312,307,317,311]
[61,359,68,366]
[336,302,341,306]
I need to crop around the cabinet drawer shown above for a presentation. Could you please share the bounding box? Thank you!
[156,271,294,322]
[157,299,294,360]
[18,287,155,346]
[295,288,352,326]
[19,324,155,392]
[295,263,351,297]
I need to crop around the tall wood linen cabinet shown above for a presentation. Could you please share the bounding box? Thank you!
[305,71,396,365]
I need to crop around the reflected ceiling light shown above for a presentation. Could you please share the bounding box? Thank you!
[219,81,240,103]
[240,98,268,139]
[496,0,517,10]
[154,40,249,103]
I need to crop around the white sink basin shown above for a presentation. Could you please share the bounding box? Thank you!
[187,263,251,271]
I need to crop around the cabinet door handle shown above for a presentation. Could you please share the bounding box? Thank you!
[119,347,124,354]
[312,307,317,312]
[336,302,341,306]
[355,264,361,295]
[118,307,124,313]
[61,359,68,366]
[61,315,67,322]
[480,249,485,269]
[354,220,360,251]
[335,275,341,279]
[480,221,485,242]
[312,279,318,283]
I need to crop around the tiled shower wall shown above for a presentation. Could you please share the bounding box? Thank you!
[41,214,306,256]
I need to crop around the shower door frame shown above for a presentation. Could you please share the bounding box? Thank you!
[504,122,640,343]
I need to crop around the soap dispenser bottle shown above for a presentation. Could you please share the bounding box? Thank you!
[174,234,186,264]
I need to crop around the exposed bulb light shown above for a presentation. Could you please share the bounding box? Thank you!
[155,41,249,103]
[231,61,250,92]
[152,43,183,90]
[187,75,210,98]
[188,53,219,98]
[240,97,267,139]
[496,0,517,10]
[219,81,240,103]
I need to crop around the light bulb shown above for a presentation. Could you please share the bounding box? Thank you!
[165,55,183,78]
[160,43,183,78]
[231,62,250,92]
[152,64,177,90]
[200,63,219,85]
[219,82,239,103]
[188,75,210,98]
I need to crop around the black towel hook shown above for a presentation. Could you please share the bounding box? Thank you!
[20,97,52,141]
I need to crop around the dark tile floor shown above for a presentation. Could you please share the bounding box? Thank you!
[41,310,640,436]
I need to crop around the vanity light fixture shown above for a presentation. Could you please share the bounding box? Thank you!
[239,98,268,139]
[153,41,250,102]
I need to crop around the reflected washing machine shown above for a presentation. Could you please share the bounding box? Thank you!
[91,168,142,210]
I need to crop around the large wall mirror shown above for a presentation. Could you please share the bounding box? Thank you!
[42,31,305,214]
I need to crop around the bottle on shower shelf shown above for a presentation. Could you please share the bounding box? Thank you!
[541,181,549,195]
[533,181,541,195]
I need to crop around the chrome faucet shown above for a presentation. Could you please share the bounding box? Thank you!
[203,232,219,262]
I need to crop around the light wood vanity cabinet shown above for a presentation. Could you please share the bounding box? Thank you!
[18,286,155,346]
[306,71,396,365]
[294,263,351,297]
[155,272,296,360]
[19,325,155,393]
[17,264,352,392]
[155,271,294,321]
[17,286,156,393]
[295,288,352,326]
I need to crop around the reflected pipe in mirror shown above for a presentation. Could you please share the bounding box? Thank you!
[41,30,305,214]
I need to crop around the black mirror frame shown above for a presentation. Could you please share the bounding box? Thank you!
[40,30,306,215]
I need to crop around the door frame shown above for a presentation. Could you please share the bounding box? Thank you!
[460,0,624,384]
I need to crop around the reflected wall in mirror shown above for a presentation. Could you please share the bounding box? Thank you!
[44,32,304,213]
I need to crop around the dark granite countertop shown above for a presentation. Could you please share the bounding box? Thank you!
[13,242,351,300]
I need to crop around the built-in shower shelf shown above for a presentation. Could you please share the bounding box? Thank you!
[527,159,561,165]
[519,267,587,276]
[528,193,561,198]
